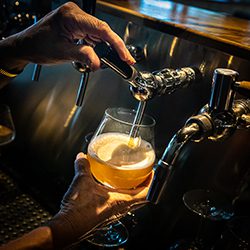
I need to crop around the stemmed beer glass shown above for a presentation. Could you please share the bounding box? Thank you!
[0,104,15,146]
[170,189,234,250]
[85,107,156,247]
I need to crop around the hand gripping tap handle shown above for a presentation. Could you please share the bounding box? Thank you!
[93,42,138,81]
[75,42,137,106]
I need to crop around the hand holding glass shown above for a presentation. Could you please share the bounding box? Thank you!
[85,107,156,247]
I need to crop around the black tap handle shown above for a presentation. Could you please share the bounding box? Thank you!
[94,42,136,80]
[209,68,239,113]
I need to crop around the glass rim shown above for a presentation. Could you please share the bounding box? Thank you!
[104,107,156,128]
[0,104,11,113]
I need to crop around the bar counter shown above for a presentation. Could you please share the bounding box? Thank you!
[0,1,249,249]
[97,0,250,60]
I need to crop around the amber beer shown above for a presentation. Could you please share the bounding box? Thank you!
[87,132,155,189]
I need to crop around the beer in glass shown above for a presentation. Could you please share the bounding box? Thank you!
[87,107,156,189]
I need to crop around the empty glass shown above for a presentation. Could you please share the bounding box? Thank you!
[170,189,234,250]
[213,216,250,250]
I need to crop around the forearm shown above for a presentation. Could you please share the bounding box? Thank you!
[0,226,54,250]
[0,34,28,72]
[0,34,29,88]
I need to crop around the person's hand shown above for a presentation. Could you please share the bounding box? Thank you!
[17,1,135,70]
[48,152,153,249]
[1,2,135,74]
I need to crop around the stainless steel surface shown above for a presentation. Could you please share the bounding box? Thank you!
[31,16,42,82]
[147,67,250,242]
[0,10,249,249]
[126,44,145,62]
[148,95,250,203]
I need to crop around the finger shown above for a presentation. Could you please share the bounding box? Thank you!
[87,34,102,43]
[83,18,135,64]
[72,45,101,71]
[137,171,154,188]
[100,28,136,64]
[130,200,149,211]
[117,171,154,195]
[74,152,90,174]
[111,172,154,208]
[76,152,87,160]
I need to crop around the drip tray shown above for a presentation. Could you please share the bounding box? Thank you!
[0,169,52,245]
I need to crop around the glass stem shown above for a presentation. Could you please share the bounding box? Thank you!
[195,217,205,244]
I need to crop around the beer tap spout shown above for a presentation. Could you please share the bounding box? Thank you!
[72,42,201,102]
[93,42,200,101]
[147,119,211,204]
[147,68,250,204]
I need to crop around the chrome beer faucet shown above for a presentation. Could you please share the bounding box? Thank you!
[147,68,250,204]
[73,42,200,104]
[128,66,197,101]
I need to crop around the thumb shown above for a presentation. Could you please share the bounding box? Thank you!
[74,152,90,175]
[71,44,101,71]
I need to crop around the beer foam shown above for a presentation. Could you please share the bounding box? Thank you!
[88,132,155,169]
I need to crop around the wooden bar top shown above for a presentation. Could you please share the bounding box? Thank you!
[97,0,250,60]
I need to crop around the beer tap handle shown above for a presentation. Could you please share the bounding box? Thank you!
[94,42,138,81]
[236,81,250,90]
[74,0,96,107]
[235,81,250,98]
[76,70,90,107]
[73,39,92,107]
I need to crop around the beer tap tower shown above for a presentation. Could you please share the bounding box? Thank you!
[147,68,250,204]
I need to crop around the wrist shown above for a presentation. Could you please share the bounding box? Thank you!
[0,34,29,74]
[47,213,76,249]
[0,227,53,250]
[47,209,104,249]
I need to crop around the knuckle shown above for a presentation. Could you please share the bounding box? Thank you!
[56,2,78,18]
[61,1,78,10]
[74,158,84,165]
[115,38,124,48]
[98,21,111,34]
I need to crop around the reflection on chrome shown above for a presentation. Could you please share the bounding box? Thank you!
[147,68,250,204]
